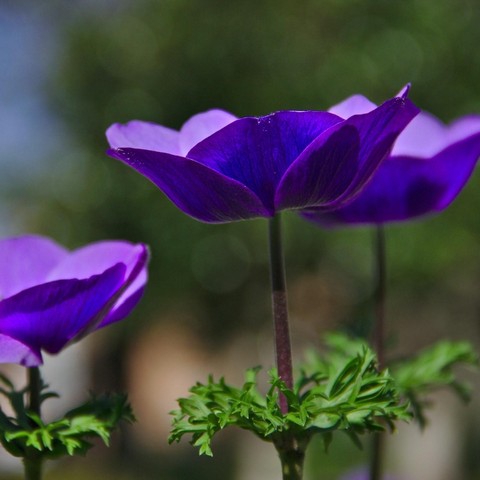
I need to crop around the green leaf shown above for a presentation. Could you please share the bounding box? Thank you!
[0,392,134,459]
[170,333,409,455]
[309,413,340,429]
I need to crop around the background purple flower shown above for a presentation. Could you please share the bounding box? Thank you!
[106,95,419,223]
[0,235,149,366]
[302,94,480,226]
[339,467,400,480]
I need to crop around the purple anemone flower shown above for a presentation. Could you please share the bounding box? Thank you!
[0,235,149,367]
[302,94,480,226]
[106,94,419,223]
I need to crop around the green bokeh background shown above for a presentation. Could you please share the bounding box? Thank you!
[2,0,480,478]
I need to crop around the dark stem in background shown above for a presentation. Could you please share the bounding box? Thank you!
[268,214,294,413]
[24,367,43,480]
[28,367,41,416]
[372,225,386,369]
[370,224,387,480]
[370,433,384,480]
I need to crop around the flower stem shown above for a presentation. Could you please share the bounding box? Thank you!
[275,436,308,480]
[268,214,294,414]
[23,454,42,480]
[370,225,387,480]
[24,367,43,480]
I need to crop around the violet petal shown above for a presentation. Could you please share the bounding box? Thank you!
[276,97,420,210]
[187,111,342,212]
[0,235,68,300]
[329,94,377,118]
[304,132,480,225]
[46,241,146,282]
[391,112,450,158]
[47,241,149,331]
[106,120,181,155]
[0,334,42,367]
[99,285,145,328]
[179,109,237,155]
[95,243,149,330]
[107,148,272,222]
[0,264,126,354]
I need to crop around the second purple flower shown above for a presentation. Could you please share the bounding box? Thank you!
[0,235,149,367]
[302,94,480,226]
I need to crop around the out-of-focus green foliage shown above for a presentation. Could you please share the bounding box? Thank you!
[304,334,478,425]
[393,340,478,427]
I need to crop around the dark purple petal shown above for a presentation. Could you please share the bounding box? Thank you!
[276,97,420,210]
[187,111,342,212]
[107,148,272,222]
[46,241,149,332]
[99,285,145,328]
[179,109,237,155]
[334,97,421,205]
[277,125,361,207]
[95,243,149,330]
[329,90,451,158]
[0,235,68,300]
[304,132,480,226]
[106,120,181,155]
[0,334,42,366]
[0,264,126,354]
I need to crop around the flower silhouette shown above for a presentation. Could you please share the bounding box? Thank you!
[106,94,419,223]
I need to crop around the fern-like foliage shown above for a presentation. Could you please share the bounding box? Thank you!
[392,340,478,427]
[169,337,409,456]
[0,375,134,458]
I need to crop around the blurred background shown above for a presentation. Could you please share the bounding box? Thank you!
[1,0,480,478]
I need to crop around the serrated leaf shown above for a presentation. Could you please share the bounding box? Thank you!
[170,334,410,457]
[0,392,134,459]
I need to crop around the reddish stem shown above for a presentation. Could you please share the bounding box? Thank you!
[268,214,294,413]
